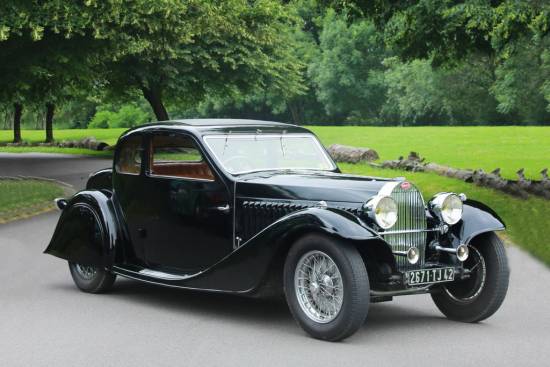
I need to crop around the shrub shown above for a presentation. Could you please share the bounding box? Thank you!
[109,105,150,128]
[88,110,114,128]
[87,104,151,128]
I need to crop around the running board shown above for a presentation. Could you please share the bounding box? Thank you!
[111,264,252,295]
[113,265,198,282]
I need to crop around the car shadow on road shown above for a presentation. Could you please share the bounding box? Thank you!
[364,302,447,330]
[111,278,293,323]
[50,277,452,341]
[105,278,453,334]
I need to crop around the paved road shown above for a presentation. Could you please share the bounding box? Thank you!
[1,154,549,366]
[0,152,110,189]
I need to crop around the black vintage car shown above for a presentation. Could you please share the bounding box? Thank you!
[46,119,509,341]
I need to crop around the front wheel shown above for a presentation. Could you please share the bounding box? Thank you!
[68,262,116,293]
[284,234,370,341]
[431,232,509,322]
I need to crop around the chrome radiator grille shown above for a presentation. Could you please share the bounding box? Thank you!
[382,183,427,271]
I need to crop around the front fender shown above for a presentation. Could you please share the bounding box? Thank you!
[181,207,386,293]
[452,200,505,244]
[44,190,122,269]
[275,207,379,241]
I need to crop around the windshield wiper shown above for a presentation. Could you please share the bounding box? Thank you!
[222,130,231,156]
[280,130,287,157]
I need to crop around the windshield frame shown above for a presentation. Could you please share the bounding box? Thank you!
[202,133,337,175]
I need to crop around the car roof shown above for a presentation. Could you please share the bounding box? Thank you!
[120,119,311,138]
[170,118,292,127]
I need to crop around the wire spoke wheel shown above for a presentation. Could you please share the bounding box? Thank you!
[443,246,487,303]
[74,264,98,281]
[294,250,344,323]
[431,233,509,324]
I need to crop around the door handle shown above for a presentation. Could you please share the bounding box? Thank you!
[137,228,147,238]
[215,204,231,214]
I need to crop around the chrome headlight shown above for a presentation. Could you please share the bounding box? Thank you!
[429,193,463,225]
[365,196,398,229]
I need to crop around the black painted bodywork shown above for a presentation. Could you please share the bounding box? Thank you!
[45,119,505,295]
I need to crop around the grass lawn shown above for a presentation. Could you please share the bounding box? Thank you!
[0,128,126,146]
[341,163,550,266]
[312,126,550,180]
[2,126,549,179]
[0,178,65,223]
[1,126,549,264]
[0,145,112,157]
[0,128,125,157]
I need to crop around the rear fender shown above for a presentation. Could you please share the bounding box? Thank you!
[86,168,112,192]
[44,190,122,269]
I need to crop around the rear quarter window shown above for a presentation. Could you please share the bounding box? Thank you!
[115,136,142,175]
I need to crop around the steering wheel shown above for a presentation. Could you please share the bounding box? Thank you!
[223,155,256,172]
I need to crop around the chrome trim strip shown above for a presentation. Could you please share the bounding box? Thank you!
[112,266,251,294]
[381,228,438,235]
[233,179,237,249]
[147,173,215,182]
[138,269,194,281]
[371,285,433,297]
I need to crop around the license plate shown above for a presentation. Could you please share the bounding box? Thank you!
[406,267,455,286]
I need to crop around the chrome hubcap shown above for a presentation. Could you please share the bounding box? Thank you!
[294,250,344,323]
[75,264,97,281]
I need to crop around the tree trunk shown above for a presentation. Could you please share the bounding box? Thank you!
[327,144,379,163]
[45,103,55,143]
[13,103,22,143]
[142,87,169,121]
[287,101,304,125]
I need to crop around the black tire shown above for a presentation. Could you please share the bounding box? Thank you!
[284,233,370,341]
[431,232,509,323]
[68,262,116,293]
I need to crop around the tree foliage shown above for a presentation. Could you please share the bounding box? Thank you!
[0,0,549,131]
[0,0,306,125]
[89,0,306,120]
[337,0,550,63]
[309,11,387,121]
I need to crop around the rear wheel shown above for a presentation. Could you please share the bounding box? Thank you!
[431,232,509,322]
[68,262,116,293]
[284,234,370,341]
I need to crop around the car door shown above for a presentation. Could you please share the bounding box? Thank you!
[112,133,150,264]
[140,131,233,272]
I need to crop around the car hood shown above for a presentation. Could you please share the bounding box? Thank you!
[235,170,397,204]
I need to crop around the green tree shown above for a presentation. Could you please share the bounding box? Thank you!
[309,11,387,122]
[491,36,550,123]
[0,36,33,142]
[337,0,550,63]
[24,34,95,141]
[382,57,449,124]
[1,0,305,127]
[91,0,305,121]
[382,54,503,125]
[0,1,101,141]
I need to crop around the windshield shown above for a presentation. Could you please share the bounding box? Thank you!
[203,134,336,174]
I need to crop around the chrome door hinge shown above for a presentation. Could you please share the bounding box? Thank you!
[234,236,242,250]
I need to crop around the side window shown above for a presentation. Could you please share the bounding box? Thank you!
[150,134,215,181]
[115,136,142,175]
